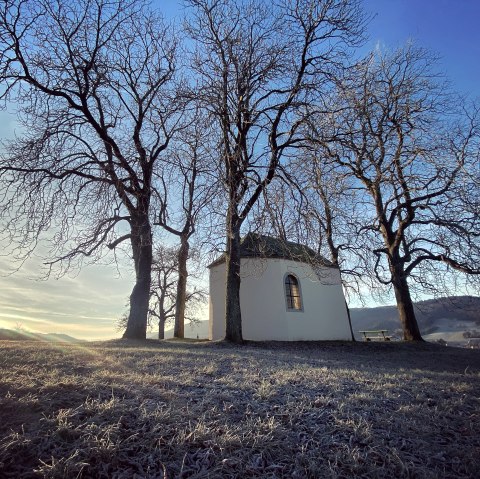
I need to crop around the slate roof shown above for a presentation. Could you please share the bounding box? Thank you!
[208,233,334,268]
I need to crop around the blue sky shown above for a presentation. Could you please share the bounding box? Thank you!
[0,0,478,339]
[364,0,480,97]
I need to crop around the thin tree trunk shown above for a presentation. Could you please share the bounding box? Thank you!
[391,265,423,341]
[225,208,243,343]
[174,236,189,338]
[123,219,152,340]
[345,301,355,341]
[328,238,355,342]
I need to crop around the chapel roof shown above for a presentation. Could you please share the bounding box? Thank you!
[208,233,334,268]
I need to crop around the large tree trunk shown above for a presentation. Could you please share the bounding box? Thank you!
[391,264,423,341]
[123,218,153,340]
[225,207,243,343]
[158,314,166,340]
[174,236,189,338]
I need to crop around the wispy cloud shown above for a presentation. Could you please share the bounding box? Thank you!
[0,255,133,339]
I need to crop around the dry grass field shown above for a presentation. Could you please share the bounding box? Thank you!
[0,339,479,478]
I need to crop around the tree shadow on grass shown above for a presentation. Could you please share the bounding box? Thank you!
[1,340,479,478]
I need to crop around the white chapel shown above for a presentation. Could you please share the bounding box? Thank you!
[208,233,353,341]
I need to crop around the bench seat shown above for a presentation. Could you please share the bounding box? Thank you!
[359,330,391,341]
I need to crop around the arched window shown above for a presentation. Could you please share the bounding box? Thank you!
[285,274,302,311]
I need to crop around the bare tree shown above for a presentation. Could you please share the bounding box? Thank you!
[156,109,217,338]
[0,0,182,339]
[149,244,207,339]
[308,46,480,340]
[149,245,178,339]
[186,0,365,342]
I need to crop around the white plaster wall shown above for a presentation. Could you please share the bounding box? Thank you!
[240,258,289,340]
[209,262,227,340]
[209,257,352,341]
[281,260,351,340]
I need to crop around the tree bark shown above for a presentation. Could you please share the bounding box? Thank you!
[123,218,153,340]
[174,236,190,338]
[158,314,166,340]
[391,264,423,341]
[225,207,243,343]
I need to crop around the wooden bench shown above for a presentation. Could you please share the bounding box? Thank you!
[359,330,391,341]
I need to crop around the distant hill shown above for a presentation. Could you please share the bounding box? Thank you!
[350,295,480,341]
[0,329,83,343]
